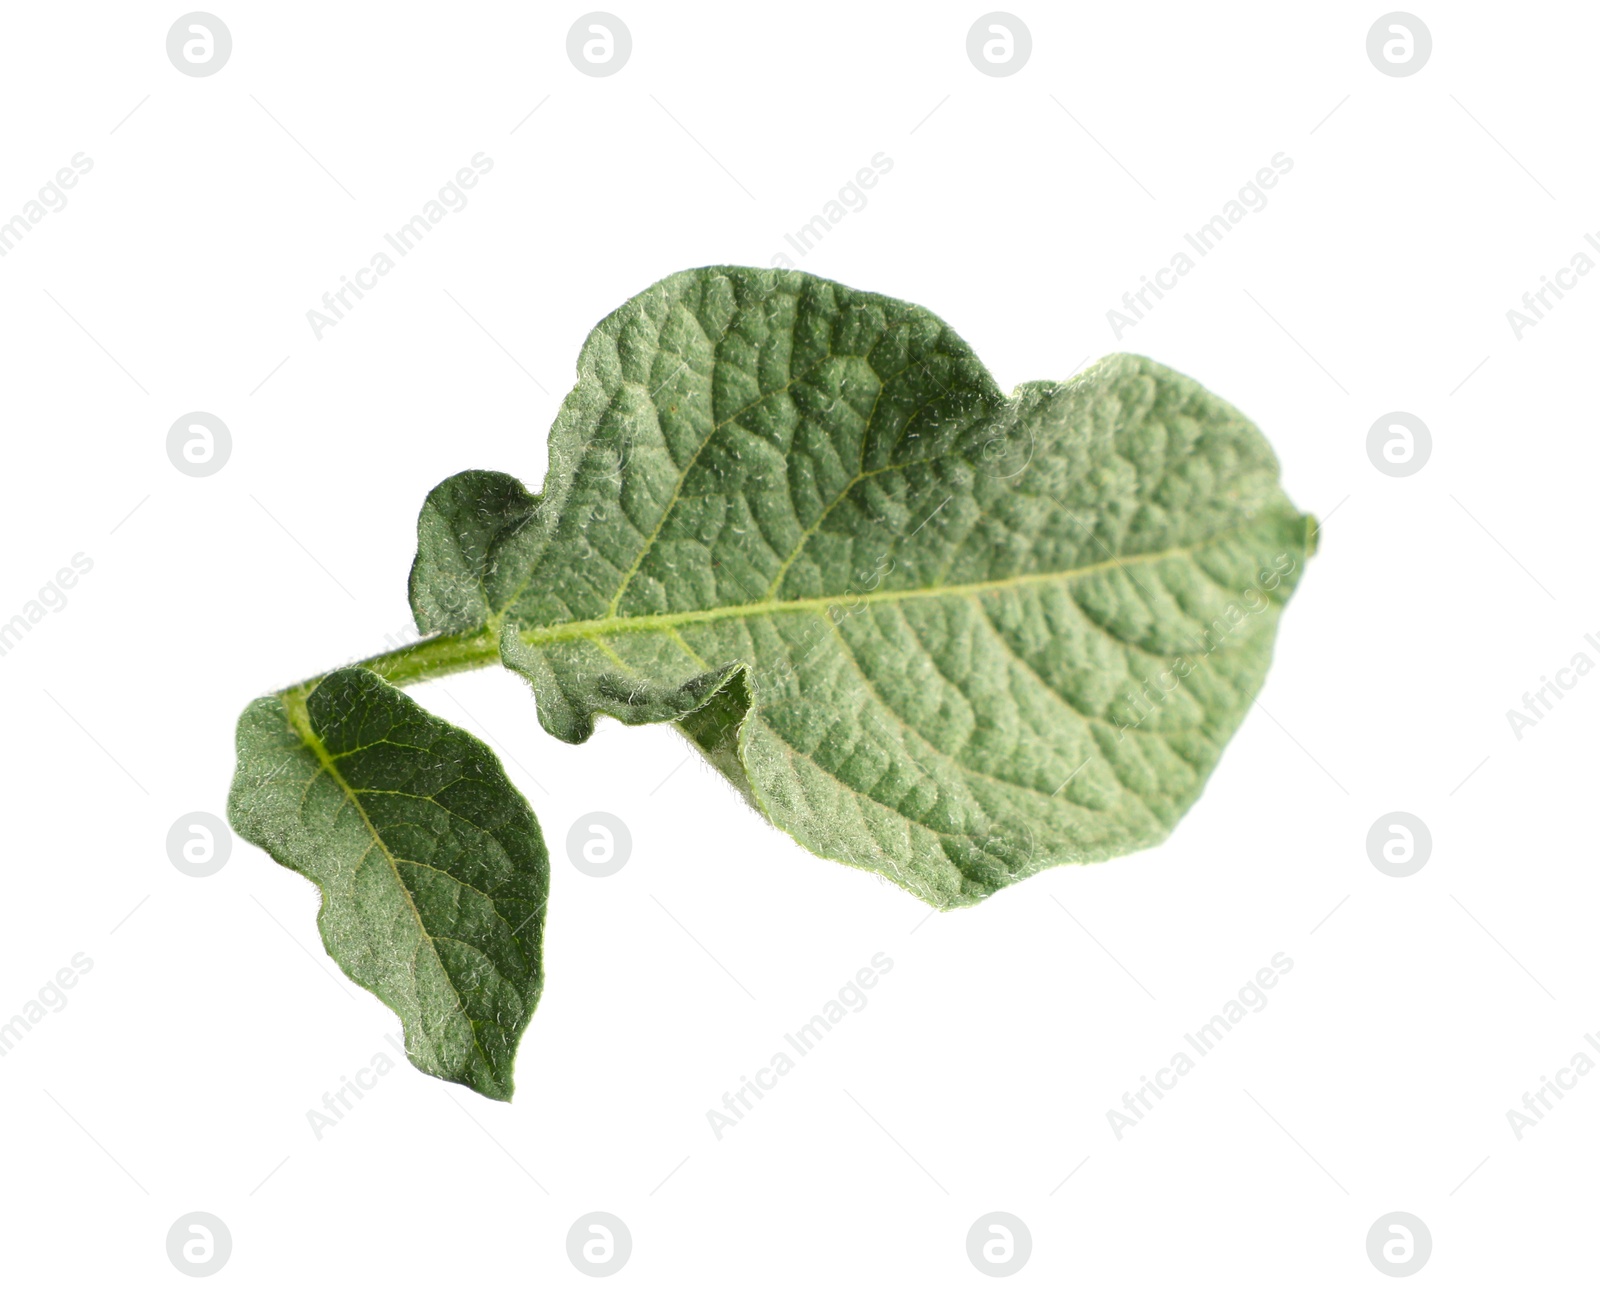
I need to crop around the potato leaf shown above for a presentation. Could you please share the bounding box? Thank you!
[231,266,1315,1098]
[229,667,547,1100]
[413,267,1317,908]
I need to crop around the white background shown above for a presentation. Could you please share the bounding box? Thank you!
[1,1,1594,1285]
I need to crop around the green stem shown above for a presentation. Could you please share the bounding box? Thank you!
[361,627,500,686]
[283,626,499,702]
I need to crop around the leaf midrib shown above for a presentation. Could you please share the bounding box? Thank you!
[513,525,1264,649]
[355,511,1301,693]
[281,687,488,1074]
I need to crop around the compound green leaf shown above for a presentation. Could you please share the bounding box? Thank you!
[410,266,1316,909]
[228,666,548,1100]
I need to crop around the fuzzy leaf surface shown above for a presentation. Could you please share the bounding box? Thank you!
[411,266,1317,906]
[228,666,548,1099]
